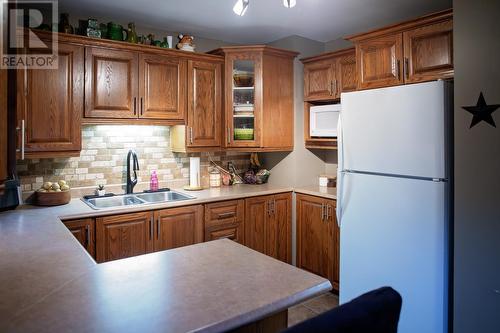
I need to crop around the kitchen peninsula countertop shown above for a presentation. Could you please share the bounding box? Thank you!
[0,184,331,332]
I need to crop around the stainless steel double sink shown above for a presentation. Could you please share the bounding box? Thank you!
[83,191,195,210]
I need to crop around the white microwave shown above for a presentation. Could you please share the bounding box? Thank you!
[309,104,341,138]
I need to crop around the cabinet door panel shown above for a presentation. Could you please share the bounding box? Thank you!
[154,205,203,252]
[225,52,262,148]
[403,19,453,83]
[244,195,269,254]
[96,212,152,263]
[297,194,329,278]
[63,218,95,258]
[139,54,186,120]
[85,47,138,118]
[357,33,404,89]
[336,52,357,95]
[187,60,221,147]
[267,193,292,263]
[18,43,83,153]
[325,200,339,290]
[304,60,335,101]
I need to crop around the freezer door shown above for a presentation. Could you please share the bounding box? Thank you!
[339,172,447,333]
[341,81,447,179]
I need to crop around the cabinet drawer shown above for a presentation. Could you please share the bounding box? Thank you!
[205,224,243,243]
[205,200,244,228]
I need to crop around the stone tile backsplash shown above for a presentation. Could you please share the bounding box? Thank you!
[17,125,250,195]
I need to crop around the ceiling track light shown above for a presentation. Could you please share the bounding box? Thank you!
[233,0,296,16]
[233,0,250,16]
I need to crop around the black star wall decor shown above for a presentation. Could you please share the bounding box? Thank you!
[462,92,500,128]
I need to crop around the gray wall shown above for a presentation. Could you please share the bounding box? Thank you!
[324,38,353,52]
[453,0,500,332]
[64,15,234,52]
[261,35,332,188]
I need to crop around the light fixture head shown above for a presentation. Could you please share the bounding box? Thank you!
[233,0,250,16]
[283,0,296,8]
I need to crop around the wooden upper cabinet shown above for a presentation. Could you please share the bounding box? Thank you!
[0,69,6,181]
[187,60,221,147]
[304,60,335,101]
[85,47,138,119]
[356,33,404,89]
[63,218,95,258]
[139,53,186,120]
[261,53,295,150]
[153,205,203,252]
[347,9,453,90]
[336,52,357,93]
[17,42,83,156]
[95,211,153,263]
[210,46,297,151]
[403,19,453,83]
[301,48,356,101]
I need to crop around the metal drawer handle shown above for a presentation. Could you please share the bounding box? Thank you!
[85,225,90,248]
[217,212,236,219]
[16,120,25,160]
[150,216,154,240]
[157,217,161,239]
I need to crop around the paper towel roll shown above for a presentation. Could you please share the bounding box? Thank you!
[189,157,201,187]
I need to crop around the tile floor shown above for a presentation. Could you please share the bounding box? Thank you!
[288,292,339,327]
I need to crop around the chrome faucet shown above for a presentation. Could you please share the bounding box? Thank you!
[126,150,139,194]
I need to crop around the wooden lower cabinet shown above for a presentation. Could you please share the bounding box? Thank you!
[296,194,339,290]
[95,211,153,263]
[244,193,292,264]
[86,195,293,264]
[153,205,204,251]
[205,200,244,243]
[63,218,95,258]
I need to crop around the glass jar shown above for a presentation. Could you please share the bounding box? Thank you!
[209,168,221,188]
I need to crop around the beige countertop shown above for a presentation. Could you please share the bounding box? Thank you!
[294,185,337,200]
[0,184,331,332]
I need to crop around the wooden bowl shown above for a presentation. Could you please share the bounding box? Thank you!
[34,190,71,206]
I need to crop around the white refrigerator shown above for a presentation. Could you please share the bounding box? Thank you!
[337,81,452,333]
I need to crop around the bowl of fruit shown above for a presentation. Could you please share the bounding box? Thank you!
[35,180,71,206]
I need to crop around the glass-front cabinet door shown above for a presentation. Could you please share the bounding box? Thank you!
[225,53,261,147]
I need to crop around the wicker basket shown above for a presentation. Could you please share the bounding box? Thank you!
[34,190,71,206]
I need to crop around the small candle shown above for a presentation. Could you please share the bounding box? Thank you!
[209,168,221,187]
